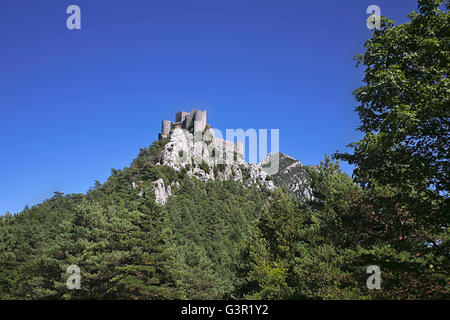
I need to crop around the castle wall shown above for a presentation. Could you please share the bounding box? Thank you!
[176,111,188,123]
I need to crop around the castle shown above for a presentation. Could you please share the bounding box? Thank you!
[158,109,245,164]
[151,109,276,204]
[159,109,207,140]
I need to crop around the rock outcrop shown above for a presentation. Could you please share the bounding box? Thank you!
[157,126,275,194]
[146,110,315,205]
[262,152,314,200]
[152,179,181,205]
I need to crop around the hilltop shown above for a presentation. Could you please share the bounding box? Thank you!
[0,110,317,299]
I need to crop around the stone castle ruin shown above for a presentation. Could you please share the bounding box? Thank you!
[146,109,276,204]
[158,109,245,167]
[159,109,207,139]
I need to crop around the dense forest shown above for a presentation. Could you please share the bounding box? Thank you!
[0,0,448,300]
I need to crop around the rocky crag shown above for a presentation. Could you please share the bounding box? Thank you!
[144,109,314,205]
[261,152,315,200]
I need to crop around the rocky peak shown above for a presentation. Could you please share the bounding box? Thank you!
[262,152,314,200]
[157,127,275,192]
[144,111,315,205]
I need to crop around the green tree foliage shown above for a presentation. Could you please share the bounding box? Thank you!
[239,153,449,299]
[238,159,368,300]
[335,0,449,298]
[164,177,269,299]
[0,140,269,299]
[339,0,449,194]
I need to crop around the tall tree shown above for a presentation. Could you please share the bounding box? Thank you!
[336,0,449,298]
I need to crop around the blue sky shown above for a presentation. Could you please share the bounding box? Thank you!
[0,0,419,214]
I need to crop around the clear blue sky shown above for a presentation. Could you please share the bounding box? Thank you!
[0,0,419,214]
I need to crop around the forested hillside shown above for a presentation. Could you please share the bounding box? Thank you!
[1,145,447,299]
[0,138,271,299]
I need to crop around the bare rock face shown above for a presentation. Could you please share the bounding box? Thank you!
[160,127,246,169]
[149,111,316,205]
[136,110,316,205]
[151,127,275,204]
[153,178,172,205]
[187,166,215,182]
[152,179,182,205]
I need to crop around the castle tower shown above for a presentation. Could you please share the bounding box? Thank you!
[160,109,208,139]
[193,110,207,133]
[161,120,172,139]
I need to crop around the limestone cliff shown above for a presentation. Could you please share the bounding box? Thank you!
[145,110,315,205]
[152,126,275,204]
